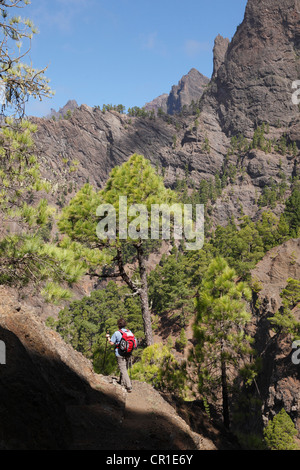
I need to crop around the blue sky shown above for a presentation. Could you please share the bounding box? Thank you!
[24,0,248,117]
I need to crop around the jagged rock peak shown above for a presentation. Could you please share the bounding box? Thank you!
[46,99,79,120]
[203,0,300,137]
[145,68,210,115]
[167,68,210,115]
[212,34,230,79]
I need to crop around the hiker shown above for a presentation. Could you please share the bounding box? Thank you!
[106,318,137,393]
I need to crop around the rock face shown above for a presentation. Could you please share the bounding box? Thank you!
[0,286,230,450]
[167,68,210,115]
[32,103,228,197]
[32,102,299,232]
[212,34,230,79]
[251,239,300,432]
[144,93,168,114]
[203,0,300,137]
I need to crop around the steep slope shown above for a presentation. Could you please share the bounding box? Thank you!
[202,0,300,138]
[32,104,298,233]
[32,103,227,195]
[250,238,300,433]
[0,285,232,450]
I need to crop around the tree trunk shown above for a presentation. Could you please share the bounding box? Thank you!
[116,244,153,347]
[221,357,230,429]
[135,241,153,346]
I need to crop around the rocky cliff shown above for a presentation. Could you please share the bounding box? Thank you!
[33,102,227,195]
[212,35,230,80]
[251,239,300,433]
[32,108,298,232]
[202,0,300,139]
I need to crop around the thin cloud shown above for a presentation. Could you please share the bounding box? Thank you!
[141,32,158,51]
[30,0,95,34]
[184,39,211,58]
[140,32,168,57]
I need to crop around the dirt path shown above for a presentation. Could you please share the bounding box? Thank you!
[116,380,215,450]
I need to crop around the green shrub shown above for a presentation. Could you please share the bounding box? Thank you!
[131,343,187,394]
[264,409,299,450]
[175,328,188,352]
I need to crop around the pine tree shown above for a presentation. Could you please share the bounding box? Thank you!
[0,2,87,302]
[175,328,188,352]
[283,188,300,237]
[194,257,253,429]
[0,0,53,117]
[148,251,194,325]
[255,211,289,251]
[0,117,97,300]
[269,278,300,339]
[264,409,299,450]
[131,343,187,394]
[49,281,143,374]
[212,216,265,278]
[58,154,179,346]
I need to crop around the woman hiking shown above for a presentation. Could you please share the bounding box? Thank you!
[106,318,137,393]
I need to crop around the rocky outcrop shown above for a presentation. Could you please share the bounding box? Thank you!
[212,35,230,79]
[202,0,300,138]
[252,238,300,316]
[144,93,168,114]
[32,103,228,196]
[145,68,210,116]
[32,103,299,233]
[0,285,231,450]
[250,238,300,432]
[46,99,79,121]
[167,68,210,115]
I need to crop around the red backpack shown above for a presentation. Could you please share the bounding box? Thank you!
[117,329,137,356]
